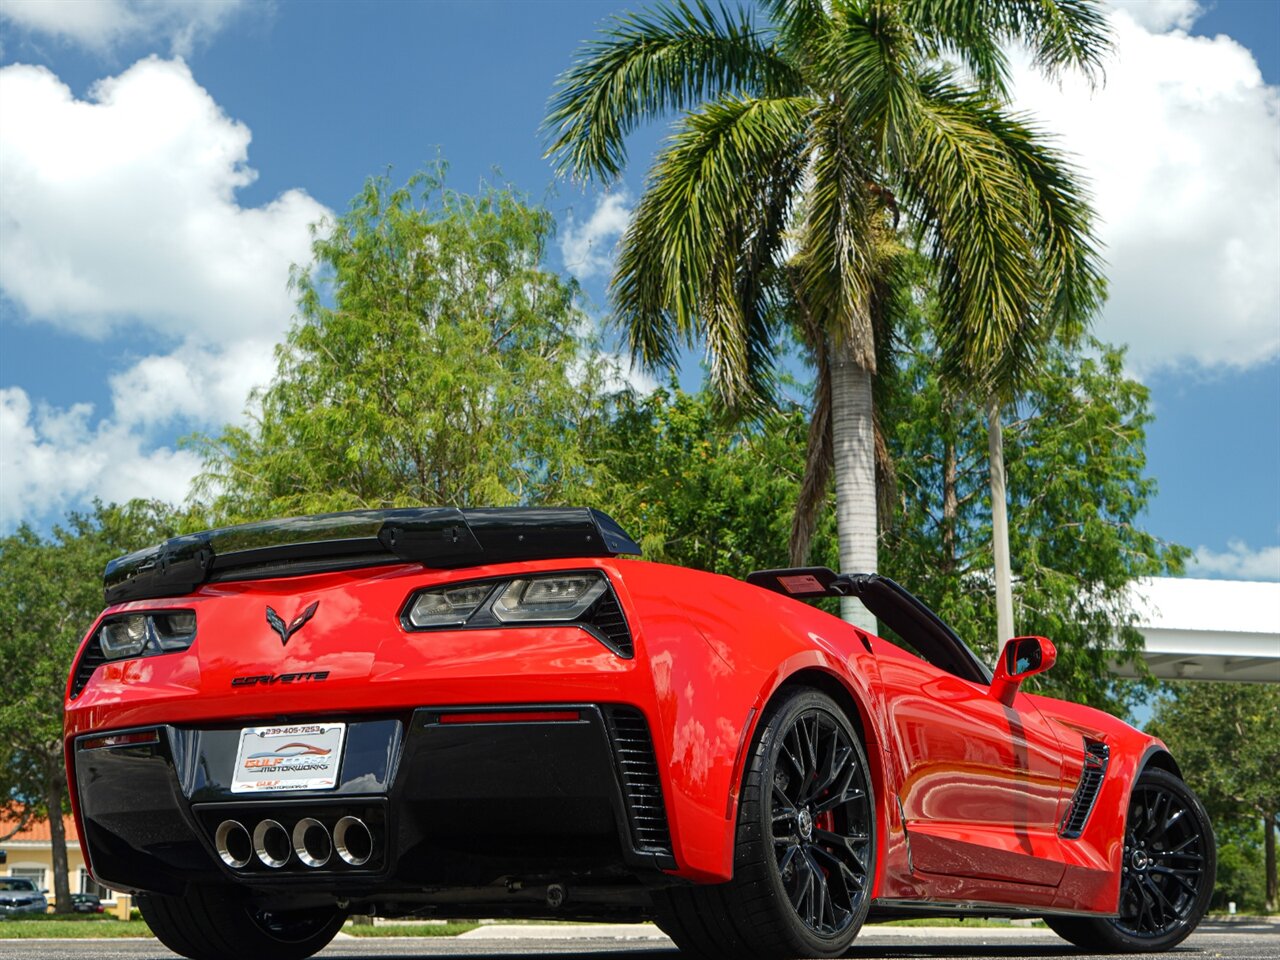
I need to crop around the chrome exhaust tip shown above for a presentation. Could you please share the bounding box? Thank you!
[333,815,373,866]
[252,819,291,868]
[292,817,332,868]
[214,820,252,869]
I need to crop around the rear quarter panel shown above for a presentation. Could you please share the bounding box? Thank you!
[617,562,893,887]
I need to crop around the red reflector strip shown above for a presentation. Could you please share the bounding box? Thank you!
[81,730,160,750]
[438,710,580,725]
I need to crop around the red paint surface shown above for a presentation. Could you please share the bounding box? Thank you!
[65,556,1167,915]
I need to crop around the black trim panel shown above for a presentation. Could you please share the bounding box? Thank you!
[104,507,641,603]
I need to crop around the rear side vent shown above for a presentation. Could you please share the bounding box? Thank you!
[604,707,672,857]
[1061,740,1109,839]
[584,590,633,658]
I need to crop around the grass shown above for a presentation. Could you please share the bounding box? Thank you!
[0,918,154,939]
[343,921,479,937]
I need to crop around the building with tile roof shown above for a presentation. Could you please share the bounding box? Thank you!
[0,809,105,905]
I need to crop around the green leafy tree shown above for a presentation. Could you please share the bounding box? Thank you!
[546,0,1109,631]
[876,321,1187,714]
[1149,683,1280,912]
[0,501,181,911]
[602,386,837,576]
[197,167,620,520]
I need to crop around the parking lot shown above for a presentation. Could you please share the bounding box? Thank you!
[0,921,1275,960]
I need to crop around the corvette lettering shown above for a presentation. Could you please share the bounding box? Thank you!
[231,670,330,687]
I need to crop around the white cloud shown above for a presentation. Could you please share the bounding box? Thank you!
[560,191,632,280]
[0,57,327,347]
[1192,539,1280,581]
[1107,1,1201,33]
[1010,8,1280,374]
[0,57,326,529]
[1,386,203,526]
[108,338,277,431]
[0,0,252,57]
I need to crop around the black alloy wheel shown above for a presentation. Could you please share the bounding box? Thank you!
[770,702,873,938]
[1045,767,1215,953]
[1114,776,1212,939]
[652,688,875,959]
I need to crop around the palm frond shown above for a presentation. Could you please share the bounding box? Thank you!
[896,76,1043,394]
[762,0,832,77]
[977,107,1105,351]
[612,94,814,403]
[998,0,1112,88]
[916,74,1106,394]
[903,0,1112,96]
[822,1,922,158]
[796,103,880,371]
[545,0,803,182]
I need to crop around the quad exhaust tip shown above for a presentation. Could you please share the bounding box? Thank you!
[334,816,372,866]
[292,818,332,868]
[214,820,252,869]
[252,819,291,868]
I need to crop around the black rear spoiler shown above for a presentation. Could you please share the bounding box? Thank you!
[104,507,642,604]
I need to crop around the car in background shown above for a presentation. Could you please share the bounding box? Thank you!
[68,893,104,913]
[0,877,49,916]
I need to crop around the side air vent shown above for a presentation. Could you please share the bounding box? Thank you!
[1061,740,1109,839]
[585,590,634,658]
[69,638,109,700]
[604,707,672,857]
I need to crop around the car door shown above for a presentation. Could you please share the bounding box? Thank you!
[877,642,1070,888]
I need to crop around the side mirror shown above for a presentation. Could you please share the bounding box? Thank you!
[991,635,1056,705]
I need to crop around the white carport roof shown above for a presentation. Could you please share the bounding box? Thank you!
[1111,577,1280,683]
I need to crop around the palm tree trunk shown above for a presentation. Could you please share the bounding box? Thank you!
[831,347,877,632]
[987,398,1015,647]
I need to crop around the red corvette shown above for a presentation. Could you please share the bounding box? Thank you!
[64,508,1214,960]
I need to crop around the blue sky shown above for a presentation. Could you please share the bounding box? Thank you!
[0,0,1277,581]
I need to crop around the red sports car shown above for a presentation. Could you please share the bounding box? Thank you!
[64,508,1214,960]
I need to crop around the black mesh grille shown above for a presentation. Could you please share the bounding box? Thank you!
[1061,740,1109,839]
[604,707,671,855]
[69,635,108,700]
[584,590,633,658]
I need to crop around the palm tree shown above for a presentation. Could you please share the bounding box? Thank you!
[547,0,1107,632]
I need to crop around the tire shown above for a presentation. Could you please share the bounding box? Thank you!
[1045,767,1215,953]
[137,884,345,960]
[654,687,876,959]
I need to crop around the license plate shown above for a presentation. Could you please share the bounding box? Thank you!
[231,722,346,793]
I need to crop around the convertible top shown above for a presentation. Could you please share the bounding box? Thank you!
[103,507,642,604]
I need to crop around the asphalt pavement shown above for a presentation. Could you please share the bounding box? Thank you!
[0,921,1274,960]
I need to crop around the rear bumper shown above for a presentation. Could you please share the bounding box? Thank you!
[71,704,675,902]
